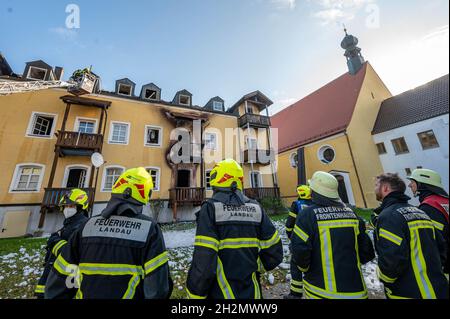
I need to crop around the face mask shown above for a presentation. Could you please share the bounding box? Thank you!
[63,207,77,219]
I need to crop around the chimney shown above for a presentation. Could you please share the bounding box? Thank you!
[54,66,64,80]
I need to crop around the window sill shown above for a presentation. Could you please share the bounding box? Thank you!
[422,146,440,151]
[9,189,40,193]
[108,141,129,145]
[26,134,54,139]
[394,152,410,155]
[144,143,162,148]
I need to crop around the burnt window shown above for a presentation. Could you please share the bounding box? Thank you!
[179,95,191,105]
[27,67,47,80]
[145,126,162,146]
[118,83,132,96]
[145,89,158,100]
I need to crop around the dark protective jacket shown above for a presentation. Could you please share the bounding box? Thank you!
[418,186,449,274]
[34,212,88,298]
[374,192,448,299]
[186,189,283,299]
[291,193,375,299]
[286,199,313,239]
[44,196,171,299]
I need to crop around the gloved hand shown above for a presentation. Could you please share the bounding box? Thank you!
[46,232,63,251]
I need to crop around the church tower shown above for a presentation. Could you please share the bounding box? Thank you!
[341,28,365,75]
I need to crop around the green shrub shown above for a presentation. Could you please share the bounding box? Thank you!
[260,197,288,216]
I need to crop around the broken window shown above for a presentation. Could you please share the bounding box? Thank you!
[118,83,132,96]
[29,113,55,137]
[213,101,223,111]
[179,95,190,105]
[145,126,162,146]
[27,66,47,80]
[145,89,158,100]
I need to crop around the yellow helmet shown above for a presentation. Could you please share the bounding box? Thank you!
[308,171,339,199]
[112,167,154,205]
[59,188,89,210]
[210,159,244,191]
[407,168,445,189]
[297,185,311,200]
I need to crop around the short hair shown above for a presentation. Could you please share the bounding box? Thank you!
[376,173,406,193]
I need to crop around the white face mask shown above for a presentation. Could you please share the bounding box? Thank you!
[63,207,77,219]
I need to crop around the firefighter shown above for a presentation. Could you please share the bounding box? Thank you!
[34,189,89,298]
[186,159,283,299]
[45,167,172,299]
[407,168,449,278]
[291,171,375,299]
[373,173,448,299]
[284,185,312,299]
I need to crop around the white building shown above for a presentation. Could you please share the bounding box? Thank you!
[372,74,449,204]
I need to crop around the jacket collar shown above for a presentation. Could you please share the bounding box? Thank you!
[212,189,249,205]
[374,191,410,214]
[101,195,143,219]
[418,183,449,202]
[311,192,345,208]
[63,211,86,226]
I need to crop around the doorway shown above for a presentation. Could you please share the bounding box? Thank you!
[335,175,349,204]
[177,170,191,187]
[329,171,355,205]
[66,168,87,188]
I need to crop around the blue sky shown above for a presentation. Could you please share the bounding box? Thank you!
[1,0,448,114]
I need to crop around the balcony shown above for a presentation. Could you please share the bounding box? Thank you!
[238,114,271,128]
[56,130,103,156]
[242,149,275,165]
[42,187,95,210]
[244,187,280,201]
[169,187,205,207]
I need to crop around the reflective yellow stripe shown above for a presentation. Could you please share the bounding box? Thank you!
[195,235,219,251]
[319,227,336,292]
[289,211,297,218]
[257,257,265,273]
[286,227,293,232]
[79,263,144,276]
[376,266,396,283]
[34,285,45,293]
[219,237,259,250]
[187,288,207,299]
[123,274,141,299]
[252,272,261,299]
[294,225,309,242]
[291,279,303,286]
[52,240,67,256]
[317,219,359,228]
[260,230,281,249]
[75,273,83,299]
[431,220,445,231]
[54,254,72,276]
[304,280,368,299]
[379,228,403,246]
[217,257,235,299]
[290,285,303,294]
[304,289,320,299]
[298,265,309,272]
[410,228,436,299]
[386,291,411,299]
[144,251,168,275]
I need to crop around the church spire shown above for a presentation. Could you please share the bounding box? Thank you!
[340,28,365,75]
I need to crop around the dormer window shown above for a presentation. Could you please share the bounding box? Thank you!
[213,101,223,111]
[27,66,47,80]
[118,83,132,96]
[145,89,158,100]
[179,94,191,105]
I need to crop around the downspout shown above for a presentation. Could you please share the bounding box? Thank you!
[345,132,367,208]
[297,147,306,185]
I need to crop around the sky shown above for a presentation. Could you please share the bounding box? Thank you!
[0,0,448,115]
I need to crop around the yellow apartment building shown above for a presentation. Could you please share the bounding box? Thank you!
[0,58,279,238]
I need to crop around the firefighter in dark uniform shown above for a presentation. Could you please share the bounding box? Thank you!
[45,167,172,299]
[284,185,312,299]
[291,171,375,299]
[373,173,448,299]
[34,189,89,298]
[407,169,449,279]
[186,159,283,299]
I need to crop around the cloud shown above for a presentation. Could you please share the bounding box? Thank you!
[271,0,297,10]
[310,0,374,25]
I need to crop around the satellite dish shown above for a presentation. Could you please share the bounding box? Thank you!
[91,152,104,168]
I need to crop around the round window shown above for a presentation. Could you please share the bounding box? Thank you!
[289,153,298,168]
[318,146,336,164]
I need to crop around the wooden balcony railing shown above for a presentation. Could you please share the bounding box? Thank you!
[169,187,205,205]
[56,130,103,152]
[244,187,280,201]
[42,187,95,209]
[243,149,275,165]
[238,114,271,128]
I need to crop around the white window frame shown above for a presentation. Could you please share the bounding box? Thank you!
[249,171,263,188]
[179,94,191,105]
[74,117,98,134]
[26,111,58,139]
[27,66,48,80]
[204,132,217,150]
[205,169,212,190]
[212,101,223,111]
[62,165,91,188]
[118,83,132,96]
[145,167,161,192]
[101,165,126,192]
[108,121,130,145]
[144,125,163,147]
[9,163,46,193]
[317,145,336,164]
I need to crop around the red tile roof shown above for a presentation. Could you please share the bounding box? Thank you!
[271,63,367,153]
